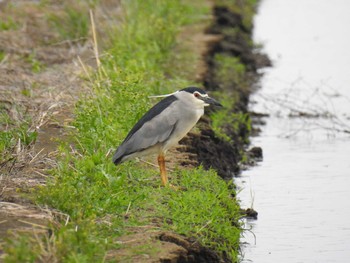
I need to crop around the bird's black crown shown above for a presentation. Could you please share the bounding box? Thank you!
[181,87,207,95]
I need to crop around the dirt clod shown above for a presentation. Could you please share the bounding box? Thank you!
[108,230,222,263]
[241,208,258,220]
[247,146,263,161]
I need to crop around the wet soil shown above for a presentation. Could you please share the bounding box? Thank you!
[109,230,222,263]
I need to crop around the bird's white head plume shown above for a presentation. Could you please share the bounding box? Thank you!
[148,90,179,99]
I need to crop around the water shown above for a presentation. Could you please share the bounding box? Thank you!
[237,1,350,262]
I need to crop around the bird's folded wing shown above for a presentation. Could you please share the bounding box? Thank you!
[115,104,179,160]
[124,106,178,153]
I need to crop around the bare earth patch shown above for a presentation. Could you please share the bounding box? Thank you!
[0,0,93,252]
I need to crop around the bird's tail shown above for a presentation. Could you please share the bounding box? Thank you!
[113,156,122,165]
[112,149,124,165]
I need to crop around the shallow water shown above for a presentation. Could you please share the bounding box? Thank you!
[237,1,350,262]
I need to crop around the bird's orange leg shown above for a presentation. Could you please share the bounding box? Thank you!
[157,154,168,186]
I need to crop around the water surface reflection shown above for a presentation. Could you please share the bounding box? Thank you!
[238,0,350,262]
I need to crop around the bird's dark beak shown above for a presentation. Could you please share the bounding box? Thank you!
[203,96,223,107]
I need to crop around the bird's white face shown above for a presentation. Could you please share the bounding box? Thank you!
[176,90,209,109]
[193,91,211,106]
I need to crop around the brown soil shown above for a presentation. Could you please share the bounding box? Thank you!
[0,0,96,257]
[108,230,222,263]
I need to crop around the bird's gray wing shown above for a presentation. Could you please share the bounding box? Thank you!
[113,103,179,162]
[125,104,179,152]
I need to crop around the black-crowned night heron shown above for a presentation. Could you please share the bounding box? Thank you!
[113,87,222,186]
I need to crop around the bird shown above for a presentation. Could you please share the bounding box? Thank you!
[112,87,222,186]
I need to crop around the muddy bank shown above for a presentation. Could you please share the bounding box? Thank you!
[185,5,270,180]
[110,231,222,263]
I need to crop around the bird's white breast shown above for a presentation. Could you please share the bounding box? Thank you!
[162,102,204,153]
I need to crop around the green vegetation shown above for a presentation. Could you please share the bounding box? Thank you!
[2,0,261,261]
[208,0,259,148]
[0,112,37,161]
[3,0,244,262]
[163,169,241,253]
[24,52,45,73]
[0,50,5,62]
[212,104,251,145]
[0,16,18,31]
[210,54,252,146]
[214,54,246,88]
[47,3,90,41]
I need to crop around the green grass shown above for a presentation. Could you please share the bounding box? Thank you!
[214,54,247,88]
[0,50,6,62]
[0,112,37,161]
[2,0,256,262]
[0,16,18,31]
[210,54,252,146]
[47,2,90,41]
[24,52,45,73]
[162,169,241,253]
[207,0,258,146]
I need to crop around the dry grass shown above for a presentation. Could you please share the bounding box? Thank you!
[0,0,121,250]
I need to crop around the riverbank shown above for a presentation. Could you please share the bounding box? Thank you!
[0,1,266,262]
[189,3,270,180]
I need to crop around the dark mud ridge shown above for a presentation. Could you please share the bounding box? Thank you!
[182,5,270,180]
